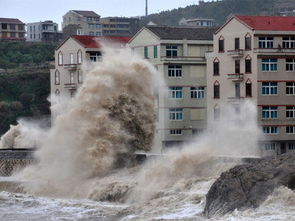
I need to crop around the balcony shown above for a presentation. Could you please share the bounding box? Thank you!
[227,73,244,82]
[64,83,77,90]
[160,56,205,64]
[227,49,244,58]
[63,64,77,71]
[254,47,295,54]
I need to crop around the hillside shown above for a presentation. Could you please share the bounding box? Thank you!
[141,0,295,26]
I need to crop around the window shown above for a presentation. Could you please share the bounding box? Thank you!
[263,126,278,134]
[168,65,182,77]
[154,46,157,58]
[235,60,240,73]
[258,37,274,48]
[169,108,183,120]
[9,24,15,30]
[170,129,182,135]
[235,38,240,50]
[264,143,276,151]
[262,106,278,119]
[10,32,16,37]
[77,50,82,64]
[262,82,278,95]
[218,37,224,52]
[286,82,295,95]
[286,126,295,134]
[70,53,74,64]
[235,82,240,98]
[89,32,95,36]
[77,29,83,35]
[245,35,251,50]
[144,46,148,58]
[191,87,205,99]
[55,89,60,96]
[168,87,183,99]
[89,52,102,62]
[213,60,219,76]
[96,24,101,29]
[262,59,277,71]
[88,24,94,29]
[213,81,220,99]
[286,59,295,71]
[19,33,24,38]
[58,52,63,65]
[55,70,60,85]
[286,106,295,118]
[245,59,252,73]
[96,32,101,36]
[78,70,83,83]
[282,37,295,48]
[288,143,295,150]
[70,72,75,84]
[166,45,178,57]
[245,81,252,97]
[1,23,7,29]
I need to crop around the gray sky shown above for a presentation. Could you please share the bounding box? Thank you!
[0,0,209,29]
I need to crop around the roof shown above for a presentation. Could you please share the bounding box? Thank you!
[145,26,217,40]
[0,18,24,24]
[236,15,295,31]
[72,10,100,17]
[71,35,132,48]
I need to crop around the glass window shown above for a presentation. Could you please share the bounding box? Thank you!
[218,39,224,52]
[286,82,295,95]
[282,37,295,48]
[89,52,102,62]
[144,46,148,58]
[89,31,95,36]
[169,108,183,120]
[263,126,278,134]
[245,82,252,97]
[286,106,295,118]
[78,70,83,83]
[235,60,240,73]
[191,87,205,99]
[262,106,278,119]
[214,83,220,99]
[55,70,60,85]
[245,36,251,50]
[154,46,157,58]
[77,50,82,64]
[262,82,278,95]
[70,72,75,84]
[70,53,74,64]
[264,143,276,151]
[286,59,295,71]
[58,52,63,65]
[245,59,251,73]
[286,126,295,134]
[262,59,277,71]
[170,129,182,135]
[168,87,183,99]
[168,65,182,77]
[213,61,219,76]
[166,45,178,57]
[259,37,274,48]
[96,24,101,29]
[235,38,240,50]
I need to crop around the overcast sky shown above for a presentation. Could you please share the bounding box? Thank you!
[0,0,210,29]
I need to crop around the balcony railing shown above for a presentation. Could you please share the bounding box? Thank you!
[254,47,295,54]
[64,83,77,90]
[63,64,77,70]
[227,73,244,81]
[227,49,244,58]
[160,56,205,63]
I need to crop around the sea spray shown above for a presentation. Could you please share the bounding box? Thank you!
[16,47,157,197]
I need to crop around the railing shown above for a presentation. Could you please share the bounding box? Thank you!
[227,73,244,81]
[227,49,244,57]
[160,56,205,62]
[63,64,77,70]
[64,83,77,90]
[254,47,295,54]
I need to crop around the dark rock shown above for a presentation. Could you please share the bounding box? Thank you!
[204,152,295,218]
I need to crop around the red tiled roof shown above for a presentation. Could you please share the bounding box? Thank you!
[0,18,24,24]
[236,15,295,31]
[72,35,132,48]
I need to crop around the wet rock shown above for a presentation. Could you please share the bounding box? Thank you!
[204,152,295,218]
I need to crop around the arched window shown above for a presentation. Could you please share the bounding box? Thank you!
[214,80,220,99]
[213,57,220,76]
[245,55,252,73]
[55,89,60,95]
[245,79,252,97]
[78,70,83,83]
[77,50,82,64]
[58,51,63,65]
[245,33,252,50]
[55,70,60,85]
[218,36,224,52]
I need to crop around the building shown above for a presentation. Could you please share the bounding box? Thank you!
[0,18,25,40]
[179,18,217,27]
[206,15,295,156]
[62,10,102,37]
[50,35,131,114]
[100,17,140,36]
[129,26,216,152]
[27,21,62,42]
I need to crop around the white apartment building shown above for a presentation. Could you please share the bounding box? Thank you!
[129,26,216,153]
[207,15,295,156]
[27,20,61,42]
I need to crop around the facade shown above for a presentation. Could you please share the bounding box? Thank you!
[27,21,62,42]
[129,26,216,153]
[50,35,131,117]
[62,10,102,37]
[100,17,140,36]
[207,15,295,156]
[179,18,217,27]
[0,18,25,40]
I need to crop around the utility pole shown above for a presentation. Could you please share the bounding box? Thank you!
[146,0,148,16]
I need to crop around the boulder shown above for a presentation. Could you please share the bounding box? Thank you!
[204,152,295,218]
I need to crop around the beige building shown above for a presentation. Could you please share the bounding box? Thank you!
[0,18,25,40]
[207,15,295,155]
[129,26,216,152]
[62,10,102,37]
[50,35,131,111]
